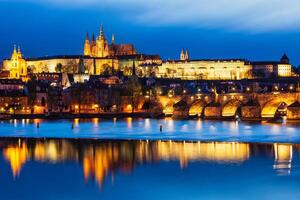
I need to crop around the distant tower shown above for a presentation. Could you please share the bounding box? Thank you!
[99,24,104,40]
[180,49,185,61]
[96,24,110,57]
[83,32,91,56]
[111,34,115,45]
[91,34,97,57]
[185,49,189,60]
[280,53,290,64]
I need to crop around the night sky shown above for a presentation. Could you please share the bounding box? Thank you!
[1,1,300,65]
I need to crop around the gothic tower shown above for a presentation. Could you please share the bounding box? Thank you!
[185,49,189,60]
[96,25,110,57]
[180,49,185,61]
[83,32,91,56]
[91,34,97,57]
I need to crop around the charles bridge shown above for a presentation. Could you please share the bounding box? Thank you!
[150,92,300,120]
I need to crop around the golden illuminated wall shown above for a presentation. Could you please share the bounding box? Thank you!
[276,64,292,77]
[157,60,252,80]
[26,57,118,75]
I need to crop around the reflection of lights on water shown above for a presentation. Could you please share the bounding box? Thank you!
[273,143,293,175]
[2,140,250,186]
[196,119,202,131]
[181,124,188,132]
[92,118,99,127]
[229,121,239,131]
[271,125,280,133]
[113,117,117,124]
[34,119,42,125]
[144,118,150,130]
[209,125,216,131]
[282,116,287,125]
[3,142,28,178]
[13,119,17,127]
[74,118,80,126]
[164,117,174,131]
[127,117,132,129]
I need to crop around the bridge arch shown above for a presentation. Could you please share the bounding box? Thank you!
[261,99,296,118]
[188,100,207,117]
[222,99,243,117]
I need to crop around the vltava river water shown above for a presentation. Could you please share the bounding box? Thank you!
[0,139,300,199]
[0,118,300,143]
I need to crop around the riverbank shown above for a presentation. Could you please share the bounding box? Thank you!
[1,112,155,120]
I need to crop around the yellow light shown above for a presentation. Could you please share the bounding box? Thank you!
[75,105,79,109]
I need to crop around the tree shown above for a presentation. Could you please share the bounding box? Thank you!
[55,63,63,73]
[27,65,36,74]
[126,76,142,113]
[63,60,77,73]
[26,79,38,112]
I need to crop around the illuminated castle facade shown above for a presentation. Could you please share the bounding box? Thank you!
[83,25,137,58]
[1,25,293,81]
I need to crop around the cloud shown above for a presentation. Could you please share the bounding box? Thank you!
[4,0,300,32]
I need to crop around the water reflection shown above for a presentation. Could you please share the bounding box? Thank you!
[273,143,293,175]
[1,139,300,189]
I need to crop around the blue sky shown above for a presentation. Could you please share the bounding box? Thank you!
[1,0,300,64]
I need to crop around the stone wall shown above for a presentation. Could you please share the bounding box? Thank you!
[241,106,261,120]
[287,107,300,120]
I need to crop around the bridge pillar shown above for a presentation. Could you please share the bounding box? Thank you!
[241,106,261,121]
[204,102,222,119]
[287,101,300,120]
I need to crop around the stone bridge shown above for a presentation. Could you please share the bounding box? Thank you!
[153,92,300,120]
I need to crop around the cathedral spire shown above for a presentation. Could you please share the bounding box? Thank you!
[180,49,185,61]
[13,45,17,53]
[112,34,115,45]
[84,32,91,56]
[185,49,189,60]
[92,33,95,43]
[100,24,104,39]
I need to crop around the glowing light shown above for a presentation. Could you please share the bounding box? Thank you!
[3,143,28,178]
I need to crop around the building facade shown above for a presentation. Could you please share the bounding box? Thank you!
[251,54,292,78]
[2,46,27,80]
[157,59,252,80]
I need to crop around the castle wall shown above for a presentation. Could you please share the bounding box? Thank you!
[157,60,252,80]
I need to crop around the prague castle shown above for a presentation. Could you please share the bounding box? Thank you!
[83,25,137,58]
[1,25,293,81]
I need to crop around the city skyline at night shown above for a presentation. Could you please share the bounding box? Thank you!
[1,1,300,64]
